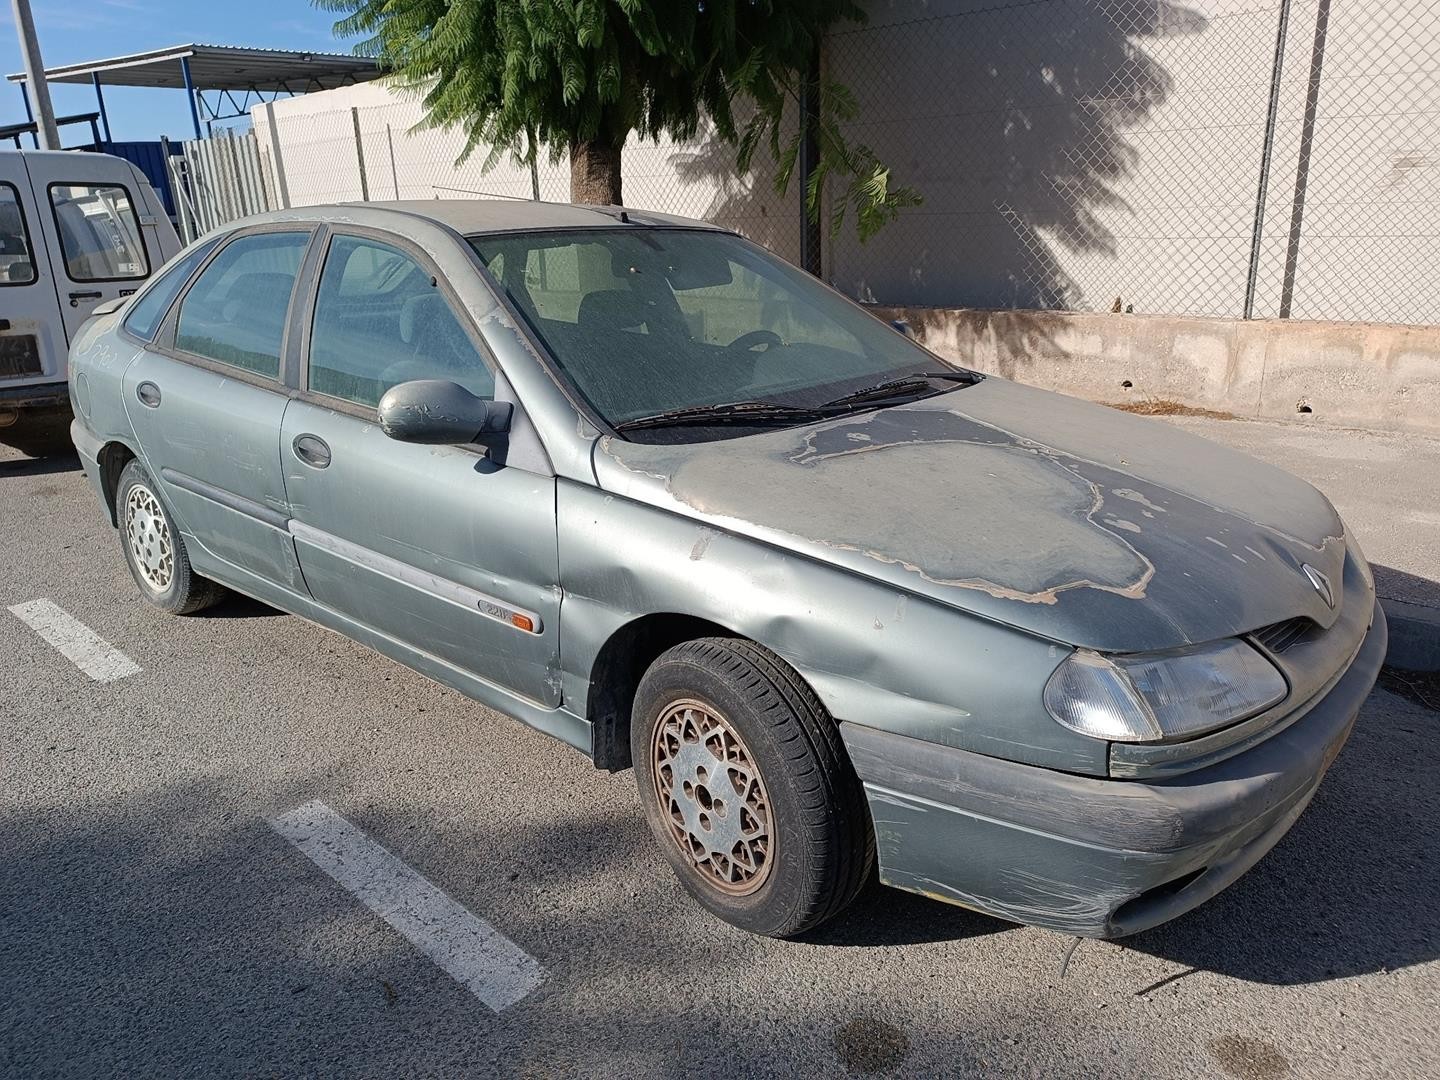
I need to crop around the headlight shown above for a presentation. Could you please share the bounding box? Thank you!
[1044,638,1288,743]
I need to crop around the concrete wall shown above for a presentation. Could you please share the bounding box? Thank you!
[879,306,1440,434]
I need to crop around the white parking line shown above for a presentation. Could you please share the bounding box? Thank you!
[6,599,141,682]
[269,800,545,1013]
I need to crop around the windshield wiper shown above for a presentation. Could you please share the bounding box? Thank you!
[817,370,981,412]
[612,371,981,434]
[613,400,828,433]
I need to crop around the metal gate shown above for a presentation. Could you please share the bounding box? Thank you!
[164,128,276,242]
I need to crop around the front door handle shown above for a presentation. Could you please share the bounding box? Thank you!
[68,290,103,306]
[136,381,162,408]
[292,433,331,469]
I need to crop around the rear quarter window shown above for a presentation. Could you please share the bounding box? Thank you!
[122,240,219,342]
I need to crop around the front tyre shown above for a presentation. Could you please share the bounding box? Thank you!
[115,459,225,615]
[631,638,874,937]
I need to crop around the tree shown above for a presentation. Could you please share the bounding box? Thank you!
[318,0,919,240]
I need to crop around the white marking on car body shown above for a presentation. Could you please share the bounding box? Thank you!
[269,800,545,1012]
[7,600,140,682]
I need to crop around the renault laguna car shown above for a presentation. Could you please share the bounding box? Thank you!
[67,202,1385,939]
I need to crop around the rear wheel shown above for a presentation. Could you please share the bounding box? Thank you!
[631,637,873,937]
[115,459,226,615]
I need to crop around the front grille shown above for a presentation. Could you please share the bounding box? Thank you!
[1253,616,1316,655]
[0,334,42,379]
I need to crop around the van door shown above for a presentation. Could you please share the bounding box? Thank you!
[25,153,180,345]
[0,155,61,391]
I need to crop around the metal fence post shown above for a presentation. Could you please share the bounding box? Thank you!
[351,107,370,202]
[386,123,401,199]
[262,102,291,209]
[1243,0,1292,320]
[1279,0,1333,320]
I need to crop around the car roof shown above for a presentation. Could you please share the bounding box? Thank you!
[232,199,728,237]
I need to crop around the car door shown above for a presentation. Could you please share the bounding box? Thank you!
[28,155,177,341]
[0,159,58,390]
[280,229,563,707]
[123,226,317,596]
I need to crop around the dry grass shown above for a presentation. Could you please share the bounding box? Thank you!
[1108,397,1238,420]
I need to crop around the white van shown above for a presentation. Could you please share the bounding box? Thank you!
[1,149,181,456]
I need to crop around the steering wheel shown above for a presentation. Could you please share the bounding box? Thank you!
[726,329,784,353]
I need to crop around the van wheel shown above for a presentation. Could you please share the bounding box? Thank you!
[631,637,874,937]
[115,460,225,615]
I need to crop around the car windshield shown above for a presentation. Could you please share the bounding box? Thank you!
[467,228,977,441]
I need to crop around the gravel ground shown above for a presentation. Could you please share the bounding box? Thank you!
[2,441,1437,1079]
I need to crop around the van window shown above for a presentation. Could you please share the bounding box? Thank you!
[122,239,219,342]
[0,183,36,286]
[49,183,149,282]
[175,231,309,378]
[308,235,494,407]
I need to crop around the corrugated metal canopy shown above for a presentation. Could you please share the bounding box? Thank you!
[6,43,381,91]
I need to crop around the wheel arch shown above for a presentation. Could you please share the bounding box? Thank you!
[97,439,140,527]
[587,612,828,772]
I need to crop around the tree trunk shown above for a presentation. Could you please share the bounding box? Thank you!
[570,137,623,206]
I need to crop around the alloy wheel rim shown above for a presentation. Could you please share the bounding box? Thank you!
[125,484,174,591]
[651,698,773,896]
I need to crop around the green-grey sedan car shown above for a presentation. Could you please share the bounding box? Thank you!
[68,202,1385,939]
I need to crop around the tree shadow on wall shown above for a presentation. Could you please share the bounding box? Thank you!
[671,0,1208,312]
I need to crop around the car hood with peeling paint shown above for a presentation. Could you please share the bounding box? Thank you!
[594,378,1347,653]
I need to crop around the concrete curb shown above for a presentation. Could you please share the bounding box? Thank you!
[1381,598,1440,673]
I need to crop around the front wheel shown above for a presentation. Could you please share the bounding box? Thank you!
[631,638,874,937]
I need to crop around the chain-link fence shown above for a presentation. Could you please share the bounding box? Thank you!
[174,0,1439,326]
[825,0,1440,324]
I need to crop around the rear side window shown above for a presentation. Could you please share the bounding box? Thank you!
[175,231,309,378]
[122,240,218,342]
[49,183,149,282]
[307,235,494,407]
[0,183,36,286]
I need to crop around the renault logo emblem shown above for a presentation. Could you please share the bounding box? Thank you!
[1302,564,1336,610]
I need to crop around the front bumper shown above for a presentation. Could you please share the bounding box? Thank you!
[842,600,1387,938]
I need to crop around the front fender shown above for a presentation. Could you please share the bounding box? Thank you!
[557,482,1105,776]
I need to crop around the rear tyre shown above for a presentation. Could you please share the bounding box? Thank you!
[115,459,226,615]
[631,637,874,937]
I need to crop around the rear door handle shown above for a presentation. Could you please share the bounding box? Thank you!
[136,381,162,408]
[292,433,331,469]
[68,290,103,306]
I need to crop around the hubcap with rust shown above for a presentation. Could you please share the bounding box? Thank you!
[651,699,773,895]
[125,484,174,591]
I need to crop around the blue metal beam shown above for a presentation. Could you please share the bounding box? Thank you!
[17,84,38,148]
[90,73,112,143]
[180,55,202,140]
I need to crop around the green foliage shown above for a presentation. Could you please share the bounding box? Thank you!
[317,0,921,240]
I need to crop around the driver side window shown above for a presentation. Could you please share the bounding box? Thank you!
[308,235,495,408]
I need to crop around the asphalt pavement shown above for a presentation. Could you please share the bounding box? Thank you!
[2,435,1437,1079]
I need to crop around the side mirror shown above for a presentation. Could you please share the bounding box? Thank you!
[377,379,513,445]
